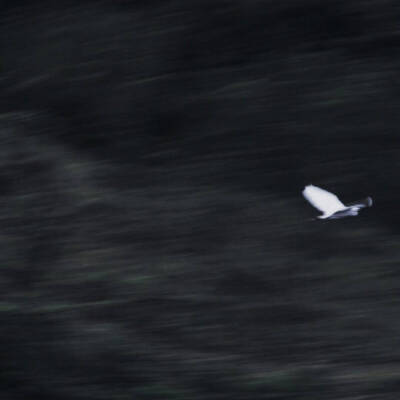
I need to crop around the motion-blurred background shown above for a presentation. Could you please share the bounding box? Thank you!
[1,1,400,399]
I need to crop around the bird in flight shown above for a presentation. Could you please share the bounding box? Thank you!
[302,184,372,219]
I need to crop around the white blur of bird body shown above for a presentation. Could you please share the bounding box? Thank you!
[302,184,372,220]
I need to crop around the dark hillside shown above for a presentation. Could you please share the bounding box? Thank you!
[1,1,400,399]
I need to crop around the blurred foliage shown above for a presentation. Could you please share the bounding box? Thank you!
[1,0,400,399]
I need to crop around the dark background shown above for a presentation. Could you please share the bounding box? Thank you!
[1,1,400,399]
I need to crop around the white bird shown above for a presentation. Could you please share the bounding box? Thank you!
[302,184,372,219]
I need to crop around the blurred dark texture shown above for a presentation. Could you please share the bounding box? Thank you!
[1,1,400,399]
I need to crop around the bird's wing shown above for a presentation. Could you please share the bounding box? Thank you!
[302,185,346,215]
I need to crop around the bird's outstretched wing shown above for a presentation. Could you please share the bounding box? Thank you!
[302,185,346,215]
